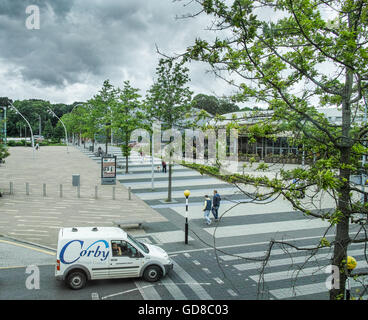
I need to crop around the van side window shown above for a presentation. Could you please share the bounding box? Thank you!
[111,240,140,258]
[111,241,123,257]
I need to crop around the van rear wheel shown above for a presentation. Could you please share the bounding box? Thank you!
[66,270,87,290]
[143,265,162,282]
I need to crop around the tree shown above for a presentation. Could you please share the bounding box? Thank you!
[183,0,368,300]
[113,81,143,173]
[192,94,220,115]
[0,105,9,162]
[218,97,240,114]
[192,94,240,115]
[4,99,73,137]
[89,80,117,155]
[43,119,54,139]
[53,121,65,143]
[145,58,193,202]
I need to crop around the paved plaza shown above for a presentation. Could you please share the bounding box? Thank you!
[0,146,166,248]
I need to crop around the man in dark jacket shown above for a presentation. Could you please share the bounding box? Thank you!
[212,190,221,222]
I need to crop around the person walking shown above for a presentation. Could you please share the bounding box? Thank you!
[203,195,212,225]
[162,160,167,173]
[212,190,221,222]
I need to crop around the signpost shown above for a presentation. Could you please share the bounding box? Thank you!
[101,155,117,185]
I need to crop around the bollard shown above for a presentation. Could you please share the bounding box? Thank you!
[43,183,46,197]
[26,183,29,196]
[95,186,98,199]
[77,185,80,198]
[112,186,115,200]
[10,182,13,195]
[59,184,63,198]
[128,187,131,200]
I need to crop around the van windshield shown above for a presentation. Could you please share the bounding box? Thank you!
[127,234,149,254]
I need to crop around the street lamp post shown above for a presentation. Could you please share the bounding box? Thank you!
[9,103,35,159]
[184,190,190,244]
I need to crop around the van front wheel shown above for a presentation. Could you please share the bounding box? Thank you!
[143,265,162,282]
[66,270,87,290]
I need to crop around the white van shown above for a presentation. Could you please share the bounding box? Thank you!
[55,226,173,290]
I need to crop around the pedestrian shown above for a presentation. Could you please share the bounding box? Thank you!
[212,190,221,222]
[139,149,144,163]
[203,195,212,225]
[162,160,167,173]
[35,142,40,151]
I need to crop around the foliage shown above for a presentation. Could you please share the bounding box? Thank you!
[145,58,193,201]
[112,81,144,173]
[182,0,368,300]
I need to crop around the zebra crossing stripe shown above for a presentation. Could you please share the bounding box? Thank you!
[227,289,238,297]
[219,242,364,262]
[233,248,366,271]
[173,263,213,300]
[205,219,331,238]
[91,292,99,300]
[269,280,367,300]
[134,280,162,300]
[159,276,188,300]
[250,265,367,283]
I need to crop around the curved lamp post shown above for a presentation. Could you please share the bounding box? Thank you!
[9,103,35,159]
[46,106,68,153]
[184,189,190,244]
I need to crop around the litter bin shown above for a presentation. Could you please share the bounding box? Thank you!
[72,174,80,187]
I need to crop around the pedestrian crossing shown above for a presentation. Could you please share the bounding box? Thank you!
[99,242,368,300]
[80,145,368,300]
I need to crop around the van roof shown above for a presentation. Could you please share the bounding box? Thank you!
[59,227,127,241]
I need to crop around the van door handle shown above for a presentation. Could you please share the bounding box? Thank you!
[111,259,117,261]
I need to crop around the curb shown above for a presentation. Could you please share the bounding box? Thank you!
[0,233,57,252]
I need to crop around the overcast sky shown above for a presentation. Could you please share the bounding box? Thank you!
[0,0,233,104]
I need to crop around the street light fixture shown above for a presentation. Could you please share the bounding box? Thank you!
[184,189,190,244]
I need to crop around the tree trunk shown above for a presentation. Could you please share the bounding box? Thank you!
[125,153,129,174]
[330,66,353,300]
[330,148,350,299]
[125,132,129,174]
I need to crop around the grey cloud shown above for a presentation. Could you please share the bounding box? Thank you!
[0,0,218,100]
